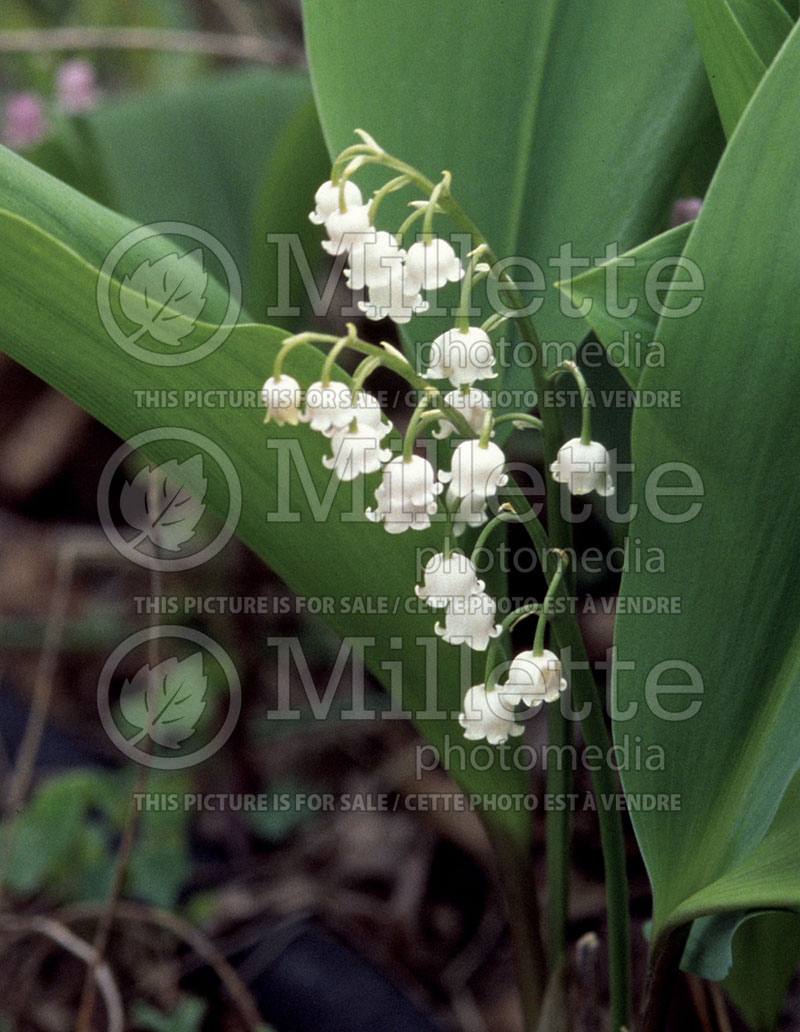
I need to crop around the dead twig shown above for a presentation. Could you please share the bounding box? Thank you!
[0,27,301,64]
[60,900,264,1031]
[0,914,124,1032]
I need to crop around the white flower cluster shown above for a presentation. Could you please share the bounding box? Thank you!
[459,650,568,744]
[262,375,391,481]
[310,180,464,325]
[259,158,620,749]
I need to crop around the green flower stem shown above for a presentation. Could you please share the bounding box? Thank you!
[402,407,446,462]
[501,480,631,1027]
[548,360,592,446]
[369,174,411,224]
[272,335,309,380]
[493,412,544,432]
[478,409,494,448]
[278,328,476,441]
[402,395,431,463]
[349,355,382,402]
[532,551,568,657]
[423,172,451,242]
[484,603,542,691]
[470,505,522,559]
[455,244,488,332]
[395,205,428,246]
[493,834,549,1032]
[482,311,509,334]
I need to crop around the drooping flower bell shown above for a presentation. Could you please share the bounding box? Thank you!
[550,438,615,497]
[434,388,493,439]
[366,455,442,533]
[322,419,392,482]
[440,440,508,504]
[458,684,524,745]
[499,649,568,707]
[415,552,484,608]
[405,238,464,291]
[424,326,496,387]
[346,230,405,291]
[435,591,501,651]
[261,374,302,426]
[358,273,429,325]
[302,380,355,435]
[309,178,364,226]
[322,204,372,256]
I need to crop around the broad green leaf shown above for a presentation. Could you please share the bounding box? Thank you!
[245,96,332,331]
[724,910,800,1031]
[685,0,792,136]
[302,0,713,352]
[556,222,695,388]
[32,69,314,281]
[0,164,531,846]
[613,12,800,965]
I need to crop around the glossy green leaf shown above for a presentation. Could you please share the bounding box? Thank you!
[613,11,800,962]
[728,0,794,61]
[71,68,313,280]
[0,152,531,847]
[556,222,694,388]
[685,0,791,136]
[302,0,713,352]
[683,905,800,1029]
[724,910,800,1030]
[245,96,331,330]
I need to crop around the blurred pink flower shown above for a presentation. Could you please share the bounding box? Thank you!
[56,60,100,114]
[670,197,703,227]
[2,93,47,149]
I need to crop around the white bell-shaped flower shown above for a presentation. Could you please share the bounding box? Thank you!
[346,230,404,290]
[434,388,493,439]
[322,204,372,256]
[458,684,524,745]
[365,455,442,534]
[309,179,363,225]
[550,437,615,497]
[358,273,429,325]
[415,552,484,609]
[348,392,388,430]
[261,374,302,426]
[440,440,508,503]
[302,380,355,434]
[499,649,568,707]
[322,419,392,482]
[405,239,464,291]
[425,326,496,387]
[435,591,501,651]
